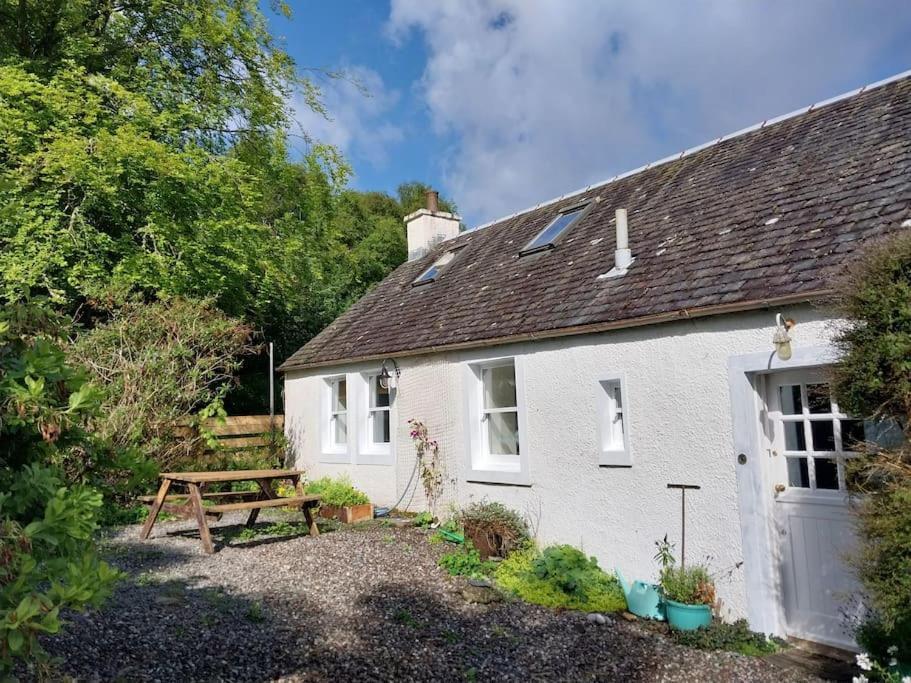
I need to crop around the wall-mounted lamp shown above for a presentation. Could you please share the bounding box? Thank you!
[378,358,400,391]
[772,314,796,360]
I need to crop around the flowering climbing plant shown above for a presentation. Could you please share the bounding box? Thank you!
[852,646,910,683]
[408,419,444,516]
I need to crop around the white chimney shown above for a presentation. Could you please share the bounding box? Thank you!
[404,190,461,261]
[598,207,635,279]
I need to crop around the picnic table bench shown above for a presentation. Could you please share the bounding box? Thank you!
[139,469,319,554]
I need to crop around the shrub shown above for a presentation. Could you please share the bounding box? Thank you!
[438,543,496,579]
[830,233,911,646]
[0,301,122,673]
[459,501,528,559]
[659,564,716,606]
[305,475,369,507]
[671,619,784,656]
[495,545,627,613]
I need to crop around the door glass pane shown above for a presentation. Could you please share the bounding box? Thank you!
[334,379,347,411]
[806,383,831,414]
[374,377,390,408]
[783,421,807,451]
[779,385,802,415]
[787,457,810,488]
[813,457,839,490]
[810,420,835,451]
[487,411,519,455]
[334,413,347,443]
[840,419,866,450]
[372,410,390,443]
[483,364,517,409]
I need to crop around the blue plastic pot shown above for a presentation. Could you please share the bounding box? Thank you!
[664,599,712,630]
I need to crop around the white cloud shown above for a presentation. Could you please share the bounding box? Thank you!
[388,0,911,224]
[291,65,404,168]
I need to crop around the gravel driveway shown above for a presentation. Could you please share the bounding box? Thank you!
[41,514,818,682]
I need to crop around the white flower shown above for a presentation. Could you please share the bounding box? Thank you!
[856,653,872,671]
[902,677,911,683]
[890,658,899,667]
[889,645,899,655]
[852,675,868,683]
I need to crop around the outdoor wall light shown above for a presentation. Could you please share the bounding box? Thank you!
[378,358,400,391]
[772,313,796,360]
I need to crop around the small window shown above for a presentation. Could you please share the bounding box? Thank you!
[367,374,391,445]
[598,377,631,466]
[481,362,520,457]
[328,377,347,448]
[521,205,586,254]
[413,250,457,286]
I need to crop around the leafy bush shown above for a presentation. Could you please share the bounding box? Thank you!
[671,619,784,656]
[0,301,122,673]
[413,511,434,527]
[495,545,627,613]
[438,543,496,579]
[856,613,911,664]
[305,476,369,507]
[459,501,528,558]
[830,233,911,646]
[70,298,256,479]
[659,565,716,606]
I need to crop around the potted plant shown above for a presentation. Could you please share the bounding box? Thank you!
[655,536,714,630]
[305,476,373,524]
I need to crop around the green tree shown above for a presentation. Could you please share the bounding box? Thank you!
[0,301,122,673]
[831,233,911,657]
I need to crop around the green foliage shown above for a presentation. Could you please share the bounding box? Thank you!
[659,565,716,606]
[670,620,784,656]
[305,476,370,508]
[856,614,911,663]
[830,233,911,644]
[69,297,255,476]
[459,501,528,558]
[438,543,496,579]
[413,511,434,527]
[0,301,122,672]
[495,546,627,613]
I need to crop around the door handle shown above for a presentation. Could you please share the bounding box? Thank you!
[774,483,786,494]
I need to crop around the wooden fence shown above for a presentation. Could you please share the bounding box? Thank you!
[205,415,284,451]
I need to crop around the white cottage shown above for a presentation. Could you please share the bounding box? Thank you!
[280,70,911,650]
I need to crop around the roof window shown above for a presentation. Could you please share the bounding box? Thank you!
[520,204,587,254]
[412,249,458,286]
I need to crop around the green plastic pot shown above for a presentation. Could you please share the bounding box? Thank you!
[664,598,712,630]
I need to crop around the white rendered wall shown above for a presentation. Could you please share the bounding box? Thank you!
[283,304,838,622]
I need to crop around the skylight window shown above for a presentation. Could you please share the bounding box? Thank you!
[412,250,457,286]
[521,205,587,254]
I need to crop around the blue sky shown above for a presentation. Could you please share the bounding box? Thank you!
[271,1,911,227]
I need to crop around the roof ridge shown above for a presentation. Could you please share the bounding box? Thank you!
[465,68,911,234]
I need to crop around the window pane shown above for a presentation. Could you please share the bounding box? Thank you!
[372,410,390,444]
[840,419,866,450]
[487,411,519,455]
[806,383,831,414]
[813,457,839,490]
[524,209,583,251]
[334,413,347,444]
[810,420,835,451]
[779,385,802,415]
[374,377,390,408]
[783,421,806,451]
[483,364,517,409]
[334,379,347,411]
[787,457,810,488]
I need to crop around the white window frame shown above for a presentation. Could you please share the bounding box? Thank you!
[463,356,530,485]
[357,370,394,465]
[597,374,631,466]
[321,374,351,463]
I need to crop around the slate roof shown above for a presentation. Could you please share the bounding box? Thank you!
[281,72,911,371]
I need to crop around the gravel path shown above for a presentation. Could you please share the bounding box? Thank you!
[40,514,819,682]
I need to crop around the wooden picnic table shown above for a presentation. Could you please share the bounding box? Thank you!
[139,469,320,554]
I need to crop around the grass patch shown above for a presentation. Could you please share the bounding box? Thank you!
[670,619,785,656]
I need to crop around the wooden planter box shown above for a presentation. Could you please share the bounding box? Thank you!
[319,503,374,524]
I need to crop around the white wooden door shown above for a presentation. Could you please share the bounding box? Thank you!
[764,369,865,649]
